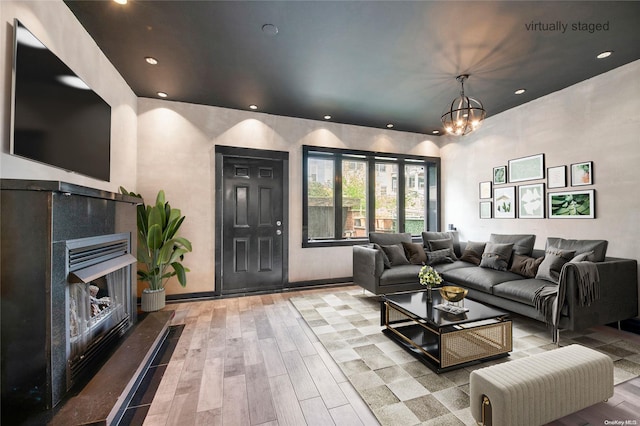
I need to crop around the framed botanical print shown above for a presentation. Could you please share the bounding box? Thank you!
[571,161,593,186]
[549,189,595,218]
[493,166,507,185]
[518,183,544,218]
[494,186,516,218]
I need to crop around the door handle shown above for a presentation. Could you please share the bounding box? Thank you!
[276,230,282,235]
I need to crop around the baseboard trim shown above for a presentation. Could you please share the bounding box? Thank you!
[157,277,354,303]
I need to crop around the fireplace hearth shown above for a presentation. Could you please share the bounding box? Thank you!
[1,180,140,419]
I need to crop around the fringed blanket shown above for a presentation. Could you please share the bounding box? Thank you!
[533,261,600,337]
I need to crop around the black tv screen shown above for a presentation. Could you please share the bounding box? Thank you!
[11,20,111,182]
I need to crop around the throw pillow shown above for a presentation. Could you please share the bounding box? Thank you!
[535,246,576,284]
[427,238,458,260]
[381,244,410,266]
[479,242,514,271]
[460,241,486,265]
[426,248,455,265]
[509,254,544,278]
[402,242,427,265]
[372,243,392,269]
[570,250,595,263]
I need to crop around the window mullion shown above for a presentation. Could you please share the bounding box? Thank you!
[367,156,376,233]
[334,155,343,240]
[398,159,406,233]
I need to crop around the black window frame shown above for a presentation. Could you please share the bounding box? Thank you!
[303,145,441,247]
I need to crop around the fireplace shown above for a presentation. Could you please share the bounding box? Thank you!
[66,233,136,390]
[1,180,139,416]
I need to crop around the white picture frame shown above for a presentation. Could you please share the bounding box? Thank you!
[549,189,595,219]
[494,186,516,219]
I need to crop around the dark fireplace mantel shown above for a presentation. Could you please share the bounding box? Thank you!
[0,179,142,420]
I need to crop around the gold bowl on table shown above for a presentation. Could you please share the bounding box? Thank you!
[439,286,468,302]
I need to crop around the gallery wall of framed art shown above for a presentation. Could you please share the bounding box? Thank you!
[478,153,596,219]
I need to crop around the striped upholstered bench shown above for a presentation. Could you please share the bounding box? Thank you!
[469,344,613,426]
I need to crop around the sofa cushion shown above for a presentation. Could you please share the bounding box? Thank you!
[535,246,576,284]
[379,264,422,286]
[426,248,455,265]
[370,232,412,246]
[510,254,544,278]
[442,266,524,294]
[480,242,514,271]
[460,241,486,265]
[402,242,427,265]
[490,234,536,256]
[492,279,553,307]
[546,237,608,262]
[381,244,410,266]
[432,260,475,274]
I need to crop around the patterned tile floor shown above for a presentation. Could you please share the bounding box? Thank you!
[291,288,640,426]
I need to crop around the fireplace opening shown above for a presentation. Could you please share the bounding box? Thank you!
[66,234,136,390]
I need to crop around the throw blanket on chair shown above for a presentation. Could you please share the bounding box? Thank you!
[534,261,600,338]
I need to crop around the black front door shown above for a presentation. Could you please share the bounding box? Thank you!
[218,150,287,294]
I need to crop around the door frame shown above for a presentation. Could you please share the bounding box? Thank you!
[214,146,289,295]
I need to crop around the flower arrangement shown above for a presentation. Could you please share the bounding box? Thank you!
[419,264,443,288]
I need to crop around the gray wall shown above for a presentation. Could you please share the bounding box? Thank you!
[0,1,138,193]
[136,100,440,294]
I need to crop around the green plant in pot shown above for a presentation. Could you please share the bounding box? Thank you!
[120,188,192,311]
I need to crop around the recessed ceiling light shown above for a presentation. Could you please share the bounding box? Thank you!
[386,124,394,129]
[597,51,612,59]
[145,57,158,65]
[157,92,168,98]
[324,115,331,120]
[249,105,258,110]
[514,88,526,95]
[432,130,440,135]
[113,0,127,4]
[262,24,279,36]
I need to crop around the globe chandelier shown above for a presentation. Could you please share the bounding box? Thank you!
[441,74,486,136]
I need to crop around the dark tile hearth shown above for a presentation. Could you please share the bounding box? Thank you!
[7,311,176,426]
[119,325,184,425]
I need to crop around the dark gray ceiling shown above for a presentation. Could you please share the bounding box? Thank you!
[64,1,640,135]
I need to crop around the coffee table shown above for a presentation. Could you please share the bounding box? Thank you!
[381,289,512,373]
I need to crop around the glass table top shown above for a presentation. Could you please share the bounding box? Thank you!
[383,289,509,328]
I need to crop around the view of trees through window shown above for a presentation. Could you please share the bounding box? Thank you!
[304,147,439,246]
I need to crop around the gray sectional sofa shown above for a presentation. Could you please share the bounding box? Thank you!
[352,232,638,334]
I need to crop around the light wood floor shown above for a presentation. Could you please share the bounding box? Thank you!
[141,285,640,426]
[142,287,380,426]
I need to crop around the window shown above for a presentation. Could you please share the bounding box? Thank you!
[303,146,440,247]
[342,159,367,238]
[306,157,335,239]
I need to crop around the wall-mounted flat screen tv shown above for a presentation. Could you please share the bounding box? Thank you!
[10,20,112,182]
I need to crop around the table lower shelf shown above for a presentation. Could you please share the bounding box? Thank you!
[383,320,512,373]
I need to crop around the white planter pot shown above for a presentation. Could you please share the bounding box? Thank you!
[141,288,166,312]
